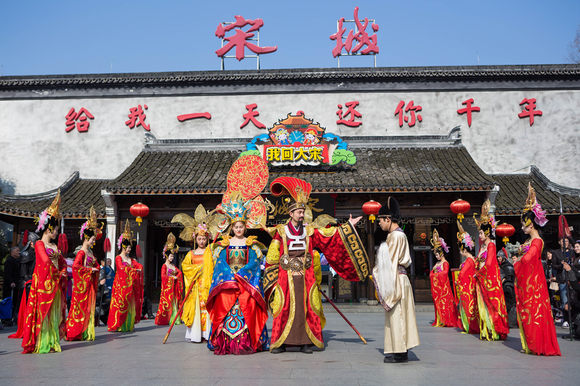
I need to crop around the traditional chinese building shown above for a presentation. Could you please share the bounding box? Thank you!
[1,65,580,301]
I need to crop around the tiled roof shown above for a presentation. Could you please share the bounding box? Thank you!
[104,146,495,194]
[493,167,580,215]
[0,172,107,219]
[1,64,579,88]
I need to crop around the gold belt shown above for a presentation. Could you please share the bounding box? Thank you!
[280,253,312,273]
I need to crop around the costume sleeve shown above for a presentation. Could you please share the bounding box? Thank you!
[263,232,282,297]
[515,239,543,274]
[161,264,168,287]
[200,247,214,303]
[441,261,450,276]
[175,268,183,302]
[35,240,50,265]
[73,250,92,275]
[311,222,369,281]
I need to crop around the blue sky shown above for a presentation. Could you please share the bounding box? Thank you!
[1,0,579,76]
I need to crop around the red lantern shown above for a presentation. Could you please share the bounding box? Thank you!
[450,199,471,222]
[362,200,382,223]
[130,202,149,226]
[496,223,515,243]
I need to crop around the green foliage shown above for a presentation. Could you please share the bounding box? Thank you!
[330,149,357,165]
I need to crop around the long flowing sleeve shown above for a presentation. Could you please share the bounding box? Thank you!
[514,238,561,356]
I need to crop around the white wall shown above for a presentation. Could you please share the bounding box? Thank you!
[0,89,579,194]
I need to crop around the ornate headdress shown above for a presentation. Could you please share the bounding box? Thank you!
[431,229,449,254]
[117,219,133,250]
[214,155,269,233]
[35,189,62,233]
[522,182,548,227]
[79,206,103,241]
[163,232,179,257]
[473,199,498,237]
[457,220,475,251]
[270,177,312,213]
[172,204,211,242]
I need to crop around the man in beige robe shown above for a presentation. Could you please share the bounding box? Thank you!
[373,197,420,363]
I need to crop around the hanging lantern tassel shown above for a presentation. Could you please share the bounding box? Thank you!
[136,232,142,258]
[23,229,29,245]
[103,237,111,253]
[457,213,464,221]
[103,227,111,253]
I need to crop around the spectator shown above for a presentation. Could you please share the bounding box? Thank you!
[105,258,115,296]
[545,250,561,319]
[2,247,20,325]
[96,259,110,325]
[550,238,574,327]
[573,240,580,271]
[562,261,580,339]
[497,248,516,327]
[19,232,38,298]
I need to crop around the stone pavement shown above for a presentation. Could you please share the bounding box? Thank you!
[0,308,578,386]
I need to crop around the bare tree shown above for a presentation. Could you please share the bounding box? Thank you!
[567,25,580,64]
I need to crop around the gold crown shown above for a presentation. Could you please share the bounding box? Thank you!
[164,232,179,254]
[47,189,61,219]
[523,182,536,213]
[473,199,492,228]
[122,219,132,241]
[431,229,442,250]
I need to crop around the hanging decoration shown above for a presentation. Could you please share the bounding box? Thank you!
[450,199,471,222]
[362,200,382,223]
[495,223,515,243]
[135,232,142,258]
[130,202,149,226]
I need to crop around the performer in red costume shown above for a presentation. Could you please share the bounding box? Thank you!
[66,206,102,341]
[513,183,561,356]
[155,233,183,326]
[429,229,457,327]
[455,221,479,334]
[264,177,369,354]
[464,200,509,341]
[9,191,68,353]
[108,220,144,332]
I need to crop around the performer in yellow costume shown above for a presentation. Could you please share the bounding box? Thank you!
[172,205,215,343]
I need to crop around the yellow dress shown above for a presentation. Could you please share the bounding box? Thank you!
[182,247,214,342]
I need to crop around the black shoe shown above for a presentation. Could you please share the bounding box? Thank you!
[300,345,313,354]
[271,345,286,354]
[384,352,408,363]
[394,353,409,363]
[561,334,575,340]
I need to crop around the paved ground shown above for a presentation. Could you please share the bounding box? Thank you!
[1,306,578,386]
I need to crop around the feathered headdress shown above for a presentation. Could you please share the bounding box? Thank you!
[431,229,449,254]
[35,189,62,233]
[162,232,179,257]
[117,219,133,250]
[522,182,548,227]
[172,204,211,242]
[79,206,104,240]
[473,199,498,237]
[457,220,475,251]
